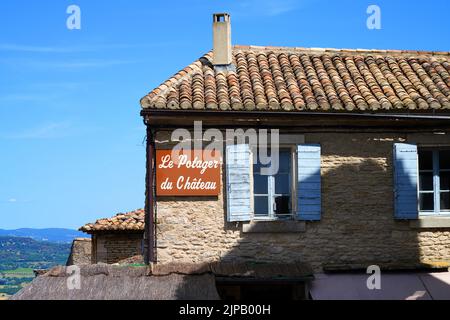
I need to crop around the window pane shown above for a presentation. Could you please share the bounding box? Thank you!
[441,192,450,210]
[440,171,450,191]
[440,150,450,170]
[254,196,269,216]
[253,151,269,174]
[278,151,291,173]
[254,175,268,195]
[253,162,264,174]
[274,196,290,215]
[419,172,434,191]
[275,174,290,194]
[419,151,433,170]
[419,193,434,211]
[254,151,289,172]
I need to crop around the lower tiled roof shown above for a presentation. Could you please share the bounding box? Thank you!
[140,45,450,112]
[79,209,144,233]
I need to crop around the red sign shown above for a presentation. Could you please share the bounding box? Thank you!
[156,149,222,196]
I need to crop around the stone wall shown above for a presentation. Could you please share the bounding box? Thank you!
[66,238,92,265]
[155,131,450,272]
[93,233,143,264]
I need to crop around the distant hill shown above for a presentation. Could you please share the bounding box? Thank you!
[0,236,71,271]
[0,228,86,243]
[0,236,73,296]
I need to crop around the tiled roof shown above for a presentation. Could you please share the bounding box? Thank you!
[140,45,450,112]
[79,209,144,233]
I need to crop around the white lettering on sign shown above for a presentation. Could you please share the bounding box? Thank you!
[176,176,217,191]
[177,155,220,174]
[156,150,222,196]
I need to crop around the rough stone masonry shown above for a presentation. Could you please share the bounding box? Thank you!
[155,132,450,272]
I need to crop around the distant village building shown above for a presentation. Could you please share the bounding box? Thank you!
[79,209,144,264]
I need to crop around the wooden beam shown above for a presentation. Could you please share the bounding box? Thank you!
[141,110,450,130]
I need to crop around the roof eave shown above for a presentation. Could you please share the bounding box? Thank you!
[140,108,450,119]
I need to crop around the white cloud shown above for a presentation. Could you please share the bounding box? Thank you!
[1,121,72,139]
[0,93,60,103]
[0,42,178,53]
[46,59,139,69]
[0,58,139,70]
[0,82,98,104]
[32,82,97,90]
[3,198,32,204]
[0,44,77,53]
[0,121,103,140]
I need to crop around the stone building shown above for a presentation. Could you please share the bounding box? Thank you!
[66,238,92,265]
[139,13,450,280]
[79,209,144,264]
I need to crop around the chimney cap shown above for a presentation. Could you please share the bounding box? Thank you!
[213,13,230,22]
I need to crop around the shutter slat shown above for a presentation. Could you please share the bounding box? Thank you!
[296,144,321,221]
[298,182,321,190]
[227,177,251,184]
[299,198,322,205]
[394,143,419,220]
[226,144,253,222]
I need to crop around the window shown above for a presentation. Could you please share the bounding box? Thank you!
[253,149,293,219]
[418,149,450,215]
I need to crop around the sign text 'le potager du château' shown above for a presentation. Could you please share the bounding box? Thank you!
[156,150,222,196]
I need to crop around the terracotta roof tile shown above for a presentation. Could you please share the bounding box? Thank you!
[140,46,450,112]
[79,209,144,233]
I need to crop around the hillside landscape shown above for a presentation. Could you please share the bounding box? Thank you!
[0,228,85,243]
[0,229,84,298]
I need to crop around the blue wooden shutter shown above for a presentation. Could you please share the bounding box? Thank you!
[226,144,253,222]
[296,144,321,221]
[393,143,419,220]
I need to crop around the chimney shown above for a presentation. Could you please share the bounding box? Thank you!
[213,13,232,66]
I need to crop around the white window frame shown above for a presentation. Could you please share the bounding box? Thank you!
[251,145,297,221]
[418,148,450,217]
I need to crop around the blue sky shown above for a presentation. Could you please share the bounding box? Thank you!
[0,0,449,229]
